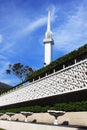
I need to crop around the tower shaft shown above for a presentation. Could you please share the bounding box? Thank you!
[44,43,52,65]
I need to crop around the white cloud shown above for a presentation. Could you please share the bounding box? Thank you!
[0,61,19,86]
[0,34,3,43]
[0,61,10,76]
[0,54,7,60]
[15,5,57,37]
[0,5,57,55]
[0,78,19,86]
[21,17,47,34]
[1,42,15,53]
[0,79,13,86]
[53,5,87,52]
[50,4,58,21]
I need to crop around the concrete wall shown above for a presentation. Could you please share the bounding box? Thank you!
[27,112,87,127]
[0,112,87,127]
[0,120,86,130]
[59,112,87,127]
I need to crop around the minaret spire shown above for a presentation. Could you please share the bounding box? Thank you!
[47,9,51,32]
[45,9,52,40]
[43,9,54,66]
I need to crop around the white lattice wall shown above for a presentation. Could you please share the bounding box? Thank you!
[0,59,87,107]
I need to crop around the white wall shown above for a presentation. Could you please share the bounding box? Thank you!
[0,120,85,130]
[0,59,87,107]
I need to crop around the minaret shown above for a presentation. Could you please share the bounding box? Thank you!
[43,9,54,66]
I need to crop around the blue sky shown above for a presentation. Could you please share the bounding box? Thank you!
[0,0,87,86]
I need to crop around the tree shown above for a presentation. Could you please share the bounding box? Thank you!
[6,63,34,83]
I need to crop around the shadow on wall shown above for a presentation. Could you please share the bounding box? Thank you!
[62,121,69,125]
[61,121,87,130]
[77,127,87,130]
[32,119,37,123]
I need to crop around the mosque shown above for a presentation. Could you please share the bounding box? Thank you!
[0,10,87,110]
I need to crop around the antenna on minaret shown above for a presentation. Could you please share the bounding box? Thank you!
[43,9,54,66]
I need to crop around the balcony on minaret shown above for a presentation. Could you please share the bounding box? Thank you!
[43,31,54,44]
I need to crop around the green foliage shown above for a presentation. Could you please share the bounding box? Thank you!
[0,101,87,113]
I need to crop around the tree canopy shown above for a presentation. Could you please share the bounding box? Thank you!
[6,63,34,83]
